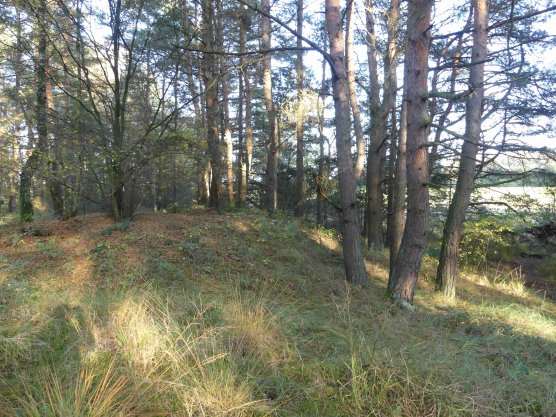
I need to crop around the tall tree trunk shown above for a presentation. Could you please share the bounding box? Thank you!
[244,61,253,204]
[346,0,365,182]
[9,10,24,214]
[386,108,397,246]
[217,0,234,208]
[202,0,223,213]
[108,0,135,221]
[383,0,400,246]
[388,100,407,291]
[8,132,19,213]
[365,0,384,250]
[237,61,246,207]
[20,1,50,222]
[66,4,86,219]
[183,0,209,206]
[317,51,327,226]
[46,74,65,217]
[261,0,279,214]
[436,0,488,298]
[389,0,433,307]
[237,10,248,207]
[224,111,234,207]
[294,0,305,217]
[326,0,369,287]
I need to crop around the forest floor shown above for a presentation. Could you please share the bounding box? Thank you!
[0,209,555,416]
[515,256,556,302]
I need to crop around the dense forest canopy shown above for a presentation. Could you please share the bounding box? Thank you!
[0,0,555,303]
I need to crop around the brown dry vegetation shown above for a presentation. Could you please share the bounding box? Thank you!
[0,210,555,416]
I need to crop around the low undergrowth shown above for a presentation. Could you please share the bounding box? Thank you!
[0,210,554,416]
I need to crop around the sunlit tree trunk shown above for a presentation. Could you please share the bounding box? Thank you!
[436,0,489,298]
[346,0,365,182]
[294,0,305,217]
[317,52,327,226]
[217,0,234,208]
[326,0,369,287]
[244,61,253,206]
[237,66,246,207]
[389,0,433,307]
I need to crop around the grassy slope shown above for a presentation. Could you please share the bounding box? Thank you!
[0,210,554,416]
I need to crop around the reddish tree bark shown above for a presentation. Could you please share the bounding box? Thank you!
[389,0,433,307]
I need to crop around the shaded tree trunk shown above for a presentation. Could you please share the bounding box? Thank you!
[436,0,489,298]
[388,100,407,291]
[326,0,369,287]
[236,9,248,207]
[383,0,401,246]
[261,0,279,214]
[366,0,400,251]
[45,74,65,218]
[365,0,384,250]
[20,1,50,222]
[388,0,433,307]
[202,0,223,213]
[184,0,209,207]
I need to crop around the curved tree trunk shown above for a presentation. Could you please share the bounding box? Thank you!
[326,0,369,287]
[389,0,433,307]
[436,0,488,298]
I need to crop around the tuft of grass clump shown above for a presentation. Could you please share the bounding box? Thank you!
[11,360,148,417]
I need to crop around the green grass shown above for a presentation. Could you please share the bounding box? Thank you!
[0,210,555,416]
